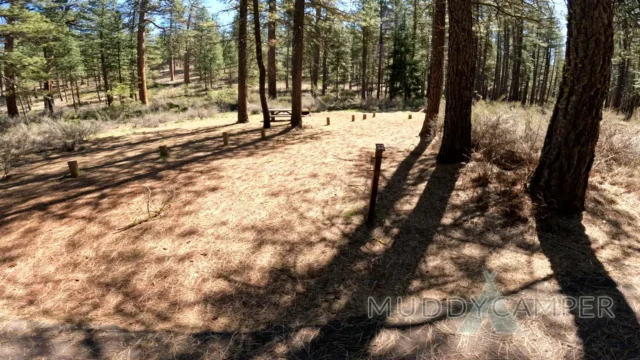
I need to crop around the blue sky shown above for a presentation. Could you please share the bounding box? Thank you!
[203,0,569,38]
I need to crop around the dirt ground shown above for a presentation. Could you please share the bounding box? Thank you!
[1,111,640,359]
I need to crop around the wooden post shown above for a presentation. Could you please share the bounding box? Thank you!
[261,128,266,139]
[373,111,376,118]
[367,144,385,227]
[408,114,412,119]
[326,117,330,126]
[352,114,355,122]
[159,145,169,158]
[67,160,79,178]
[223,132,229,146]
[363,114,367,120]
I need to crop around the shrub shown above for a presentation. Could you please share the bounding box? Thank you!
[0,124,32,178]
[40,118,103,151]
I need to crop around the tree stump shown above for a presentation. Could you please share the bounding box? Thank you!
[352,114,355,122]
[373,111,376,118]
[159,145,169,158]
[67,161,79,178]
[223,132,229,146]
[261,129,266,139]
[326,117,330,126]
[363,114,367,120]
[408,114,413,119]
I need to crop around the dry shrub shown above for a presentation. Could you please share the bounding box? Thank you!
[40,118,103,151]
[471,104,547,173]
[593,121,640,191]
[0,124,31,178]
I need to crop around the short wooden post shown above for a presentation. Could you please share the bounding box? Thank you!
[326,117,330,126]
[261,128,266,139]
[223,132,229,146]
[363,114,367,120]
[373,111,376,118]
[408,114,413,119]
[67,160,79,178]
[367,144,385,227]
[159,145,169,158]
[352,114,355,122]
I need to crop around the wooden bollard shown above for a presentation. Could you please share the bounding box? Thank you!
[159,145,169,158]
[373,111,376,118]
[223,132,229,146]
[363,114,367,120]
[352,114,355,122]
[326,117,330,126]
[67,160,79,178]
[367,144,385,227]
[408,114,413,119]
[261,128,266,139]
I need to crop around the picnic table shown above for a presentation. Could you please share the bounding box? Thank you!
[268,108,310,122]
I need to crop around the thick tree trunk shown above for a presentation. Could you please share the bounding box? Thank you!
[290,0,305,128]
[237,0,249,123]
[137,0,149,105]
[419,0,445,138]
[437,0,474,163]
[267,0,277,99]
[253,0,270,128]
[528,0,614,213]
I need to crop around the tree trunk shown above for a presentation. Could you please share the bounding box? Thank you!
[311,5,321,90]
[419,0,446,139]
[612,25,629,110]
[321,45,328,95]
[253,0,270,128]
[290,0,305,128]
[137,0,149,105]
[492,23,502,100]
[267,0,277,99]
[528,0,614,213]
[237,0,249,123]
[360,26,368,100]
[530,42,541,105]
[538,47,551,106]
[508,20,523,102]
[285,28,290,90]
[4,17,18,117]
[376,0,384,99]
[437,0,474,163]
[184,5,193,85]
[99,34,113,106]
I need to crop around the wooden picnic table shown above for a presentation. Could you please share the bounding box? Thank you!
[267,108,310,122]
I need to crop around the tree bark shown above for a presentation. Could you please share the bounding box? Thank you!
[360,26,368,100]
[419,0,446,138]
[538,46,551,106]
[267,0,277,99]
[508,20,523,102]
[237,0,249,123]
[437,0,474,163]
[253,0,270,128]
[184,4,193,85]
[311,5,321,90]
[290,0,305,127]
[528,0,614,213]
[4,6,19,117]
[530,42,541,105]
[137,0,149,105]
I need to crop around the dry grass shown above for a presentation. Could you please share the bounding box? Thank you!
[1,104,640,359]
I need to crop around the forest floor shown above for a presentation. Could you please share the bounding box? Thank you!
[1,106,640,359]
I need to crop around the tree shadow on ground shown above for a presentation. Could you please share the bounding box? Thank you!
[288,161,463,359]
[535,211,640,359]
